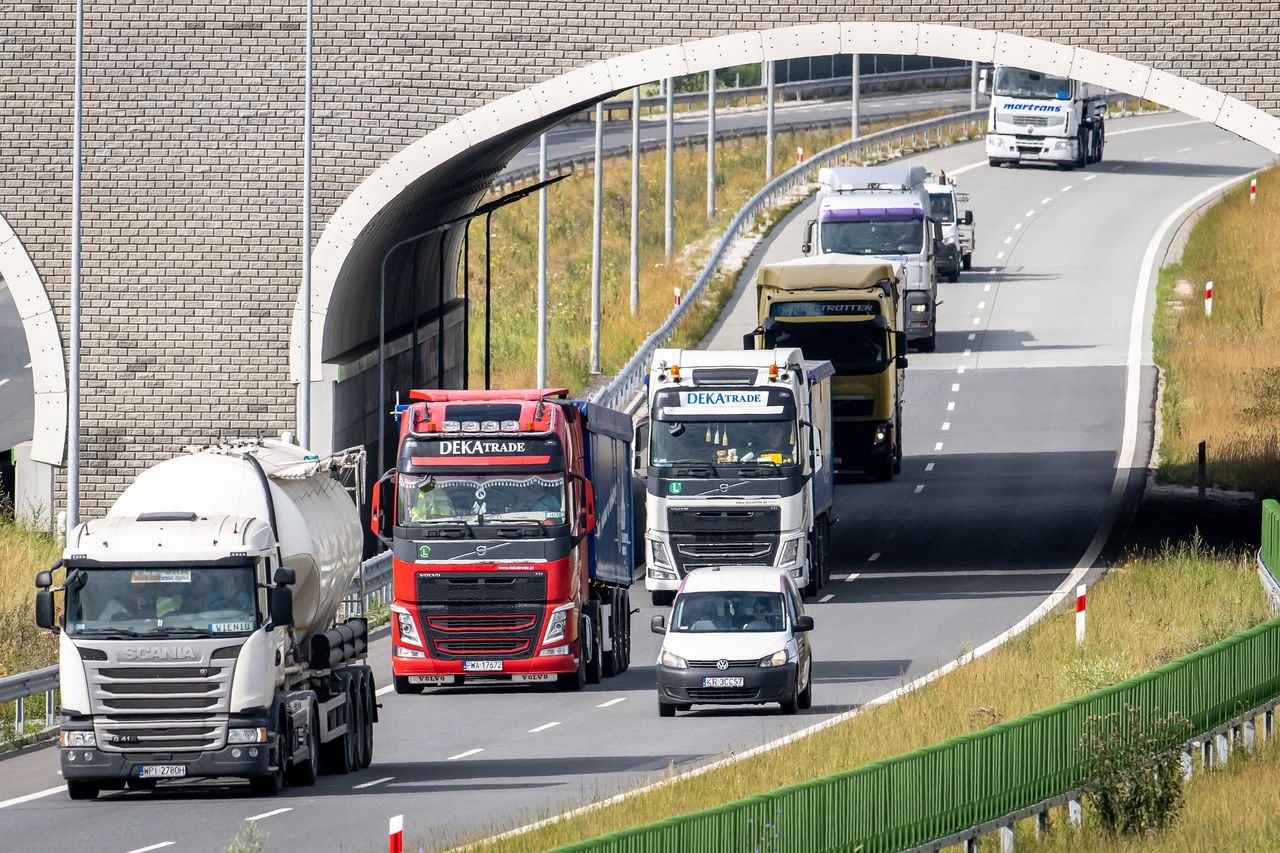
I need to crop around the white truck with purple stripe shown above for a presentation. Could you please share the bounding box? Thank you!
[803,165,942,352]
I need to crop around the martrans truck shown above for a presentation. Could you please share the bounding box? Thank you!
[981,65,1106,170]
[641,348,834,602]
[374,389,634,693]
[804,165,942,351]
[36,439,375,799]
[745,256,908,480]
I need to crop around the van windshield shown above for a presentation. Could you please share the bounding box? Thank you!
[671,591,787,633]
[820,219,923,255]
[928,193,955,222]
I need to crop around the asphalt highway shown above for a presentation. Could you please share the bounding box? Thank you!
[0,115,1272,852]
[0,281,33,453]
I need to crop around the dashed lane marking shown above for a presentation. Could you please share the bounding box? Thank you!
[1013,222,1022,230]
[844,572,861,583]
[245,808,292,822]
[1142,155,1156,162]
[1003,236,1012,244]
[968,333,976,341]
[0,378,8,387]
[947,402,955,411]
[867,552,880,562]
[925,462,935,472]
[1025,209,1035,217]
[819,594,835,603]
[448,748,484,761]
[376,684,395,697]
[957,366,966,374]
[528,722,562,733]
[354,776,394,790]
[125,844,175,853]
[941,422,951,431]
[934,441,944,451]
[597,697,627,708]
[951,383,960,392]
[996,251,1005,259]
[963,349,972,357]
[977,301,986,309]
[1084,175,1097,181]
[0,785,65,809]
[983,284,991,292]
[914,484,925,494]
[1176,147,1192,153]
[1061,185,1072,192]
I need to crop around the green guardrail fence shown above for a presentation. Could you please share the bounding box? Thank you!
[563,505,1280,853]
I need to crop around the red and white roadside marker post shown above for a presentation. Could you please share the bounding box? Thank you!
[673,286,682,307]
[1075,584,1087,645]
[389,815,404,853]
[1205,280,1214,317]
[1250,178,1257,202]
[796,146,804,165]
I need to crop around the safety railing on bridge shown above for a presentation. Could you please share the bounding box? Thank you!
[588,107,987,411]
[0,551,394,750]
[1258,498,1280,613]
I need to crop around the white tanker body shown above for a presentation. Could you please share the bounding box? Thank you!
[36,438,378,799]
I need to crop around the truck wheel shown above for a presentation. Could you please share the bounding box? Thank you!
[286,702,319,787]
[393,675,424,695]
[585,601,603,685]
[66,781,100,801]
[350,674,370,770]
[557,634,587,691]
[249,728,286,795]
[962,253,972,271]
[620,589,632,673]
[359,673,375,769]
[320,686,354,774]
[651,590,675,607]
[988,158,1002,168]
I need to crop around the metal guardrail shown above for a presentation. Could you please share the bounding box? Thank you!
[588,108,986,410]
[347,550,394,615]
[596,66,971,118]
[1259,499,1280,613]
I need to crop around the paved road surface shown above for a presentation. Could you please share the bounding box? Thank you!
[0,115,1271,853]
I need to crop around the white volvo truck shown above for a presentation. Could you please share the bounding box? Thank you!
[981,65,1107,170]
[804,165,943,352]
[640,348,834,603]
[36,439,377,799]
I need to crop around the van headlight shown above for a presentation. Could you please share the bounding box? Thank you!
[542,602,575,646]
[660,649,687,670]
[392,605,423,647]
[778,537,803,566]
[759,650,790,668]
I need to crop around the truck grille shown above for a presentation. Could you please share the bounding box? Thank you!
[418,572,547,604]
[87,662,232,718]
[1001,112,1055,127]
[666,506,780,534]
[668,532,778,573]
[419,602,544,660]
[833,397,875,419]
[95,716,226,753]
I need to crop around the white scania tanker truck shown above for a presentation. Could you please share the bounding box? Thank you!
[36,438,376,799]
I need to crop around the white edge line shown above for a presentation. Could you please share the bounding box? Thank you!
[446,118,1249,853]
[0,785,66,810]
[353,776,395,790]
[597,697,627,708]
[819,594,835,603]
[376,684,396,696]
[125,844,176,853]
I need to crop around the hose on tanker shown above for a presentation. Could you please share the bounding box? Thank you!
[241,452,287,582]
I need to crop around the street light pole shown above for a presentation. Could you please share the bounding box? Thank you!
[536,133,548,387]
[299,0,313,447]
[629,87,640,316]
[68,0,84,529]
[589,104,603,374]
[765,60,776,181]
[706,69,716,219]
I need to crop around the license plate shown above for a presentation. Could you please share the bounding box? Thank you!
[702,676,744,688]
[409,675,451,685]
[463,660,503,672]
[138,764,186,779]
[513,674,553,682]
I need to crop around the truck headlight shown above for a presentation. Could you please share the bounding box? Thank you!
[542,602,575,646]
[649,538,673,568]
[393,646,426,659]
[778,537,802,566]
[910,303,928,314]
[759,650,790,668]
[228,727,269,745]
[660,649,687,670]
[1056,141,1070,150]
[61,730,96,748]
[391,605,423,647]
[873,427,888,445]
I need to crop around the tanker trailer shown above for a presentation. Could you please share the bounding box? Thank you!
[35,438,376,799]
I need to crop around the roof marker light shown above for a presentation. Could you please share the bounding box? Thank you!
[768,363,779,381]
[671,365,680,379]
[461,421,480,432]
[481,421,500,432]
[501,420,520,432]
[442,420,461,432]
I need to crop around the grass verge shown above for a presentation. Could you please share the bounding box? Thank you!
[464,108,963,394]
[1153,163,1280,495]
[426,540,1268,851]
[0,517,63,743]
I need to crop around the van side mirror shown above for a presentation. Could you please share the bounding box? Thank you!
[35,590,56,631]
[650,615,667,635]
[802,219,816,255]
[896,356,909,369]
[961,210,973,226]
[793,615,814,633]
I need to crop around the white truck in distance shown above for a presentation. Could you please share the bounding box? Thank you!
[923,172,974,279]
[36,439,377,799]
[641,348,835,602]
[805,164,942,352]
[981,65,1106,170]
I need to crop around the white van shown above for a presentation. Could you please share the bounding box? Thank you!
[651,566,814,716]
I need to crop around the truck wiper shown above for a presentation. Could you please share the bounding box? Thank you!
[74,627,146,639]
[156,627,216,638]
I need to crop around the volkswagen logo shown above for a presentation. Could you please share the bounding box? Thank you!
[715,659,729,671]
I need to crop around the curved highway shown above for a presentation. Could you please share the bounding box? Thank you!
[0,114,1272,852]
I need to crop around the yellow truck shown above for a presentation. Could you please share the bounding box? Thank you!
[743,255,907,480]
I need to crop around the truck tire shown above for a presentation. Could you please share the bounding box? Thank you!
[651,590,675,607]
[962,252,972,271]
[320,683,355,774]
[393,675,424,695]
[285,701,319,787]
[66,781,99,801]
[351,672,370,770]
[603,589,621,678]
[249,723,286,795]
[988,158,1003,168]
[557,633,587,691]
[359,673,375,769]
[620,589,632,673]
[585,600,603,685]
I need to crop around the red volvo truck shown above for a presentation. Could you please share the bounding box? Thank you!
[372,389,635,692]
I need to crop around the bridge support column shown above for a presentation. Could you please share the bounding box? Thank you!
[12,442,55,534]
[1180,747,1193,782]
[999,822,1015,852]
[1068,798,1082,829]
[1244,719,1257,751]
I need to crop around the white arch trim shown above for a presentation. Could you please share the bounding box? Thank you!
[292,21,1280,390]
[0,213,66,465]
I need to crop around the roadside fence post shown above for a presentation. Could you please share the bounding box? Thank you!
[963,837,979,853]
[1266,709,1275,740]
[1075,584,1086,645]
[1201,739,1213,769]
[1244,719,1256,751]
[1215,731,1230,766]
[389,815,404,853]
[1068,798,1083,828]
[999,822,1015,853]
[1035,810,1049,838]
[1204,280,1213,317]
[1181,747,1194,782]
[1250,178,1257,202]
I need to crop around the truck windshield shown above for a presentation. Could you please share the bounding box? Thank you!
[650,419,797,467]
[765,322,888,375]
[820,219,923,255]
[993,68,1072,100]
[928,193,955,222]
[64,565,258,637]
[398,472,566,525]
[671,591,788,633]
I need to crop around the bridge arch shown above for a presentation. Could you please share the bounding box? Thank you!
[293,22,1280,456]
[0,213,66,466]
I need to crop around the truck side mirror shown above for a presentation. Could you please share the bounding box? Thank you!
[370,469,395,544]
[650,615,667,634]
[802,219,816,255]
[961,210,973,225]
[578,479,596,535]
[35,590,56,631]
[633,420,649,479]
[270,585,294,627]
[35,570,52,589]
[274,567,296,586]
[895,331,908,356]
[978,68,988,95]
[896,356,909,369]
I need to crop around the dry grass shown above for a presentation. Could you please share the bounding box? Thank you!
[423,542,1268,851]
[464,110,958,394]
[0,520,61,678]
[1154,164,1280,495]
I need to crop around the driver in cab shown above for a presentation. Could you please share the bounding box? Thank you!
[739,422,795,465]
